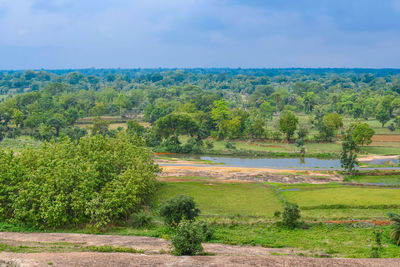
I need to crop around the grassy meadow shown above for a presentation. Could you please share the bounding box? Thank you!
[108,174,400,258]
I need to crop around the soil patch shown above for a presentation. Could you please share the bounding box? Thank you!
[159,166,342,184]
[372,135,400,142]
[0,232,399,266]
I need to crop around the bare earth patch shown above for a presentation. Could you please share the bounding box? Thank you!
[0,232,399,266]
[159,165,342,184]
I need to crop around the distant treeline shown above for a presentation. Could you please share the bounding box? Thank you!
[0,68,399,153]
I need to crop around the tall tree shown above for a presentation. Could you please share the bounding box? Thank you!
[279,111,299,142]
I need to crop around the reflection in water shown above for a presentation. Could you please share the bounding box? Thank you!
[299,157,305,164]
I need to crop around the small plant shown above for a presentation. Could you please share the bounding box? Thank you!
[370,230,383,258]
[132,211,153,228]
[274,210,281,219]
[281,203,301,228]
[171,219,204,256]
[388,212,400,245]
[205,140,214,149]
[159,195,200,227]
[225,140,236,150]
[388,123,396,132]
[196,220,215,241]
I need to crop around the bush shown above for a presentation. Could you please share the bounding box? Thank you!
[0,132,160,230]
[132,211,153,228]
[196,221,215,241]
[281,203,301,228]
[274,210,281,219]
[225,141,236,150]
[205,140,214,149]
[159,195,200,227]
[388,123,396,132]
[171,220,204,255]
[388,212,400,245]
[370,230,383,258]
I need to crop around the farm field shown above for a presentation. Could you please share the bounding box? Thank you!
[156,176,400,221]
[156,181,282,217]
[108,175,400,258]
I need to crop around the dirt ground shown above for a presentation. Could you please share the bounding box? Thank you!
[371,135,400,142]
[0,232,399,267]
[159,165,342,184]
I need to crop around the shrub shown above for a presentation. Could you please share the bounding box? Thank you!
[388,212,400,245]
[171,220,204,255]
[0,132,160,230]
[370,230,383,258]
[159,195,200,227]
[225,141,236,150]
[388,123,396,132]
[132,211,153,228]
[196,221,215,241]
[205,140,214,149]
[274,210,281,219]
[281,203,301,228]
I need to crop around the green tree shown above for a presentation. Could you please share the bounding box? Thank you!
[376,104,391,127]
[351,123,375,146]
[340,125,359,174]
[155,113,199,138]
[279,111,299,141]
[211,99,231,139]
[0,132,160,229]
[91,117,110,136]
[159,195,200,227]
[259,102,274,120]
[318,113,343,141]
[127,119,145,136]
[90,102,107,116]
[12,109,24,128]
[47,114,67,136]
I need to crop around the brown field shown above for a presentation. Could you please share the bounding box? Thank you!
[372,134,400,142]
[77,116,125,123]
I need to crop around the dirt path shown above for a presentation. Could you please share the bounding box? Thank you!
[0,232,399,266]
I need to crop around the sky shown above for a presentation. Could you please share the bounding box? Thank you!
[0,0,399,69]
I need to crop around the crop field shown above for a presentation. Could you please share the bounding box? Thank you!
[280,184,400,207]
[156,175,400,221]
[156,181,282,216]
[346,175,400,185]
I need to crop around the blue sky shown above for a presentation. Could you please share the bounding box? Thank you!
[0,0,399,69]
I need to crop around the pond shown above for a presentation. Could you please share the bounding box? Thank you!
[172,155,342,169]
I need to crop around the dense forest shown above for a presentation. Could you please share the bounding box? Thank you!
[0,68,399,154]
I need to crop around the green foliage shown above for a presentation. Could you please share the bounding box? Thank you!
[388,213,400,245]
[281,203,301,229]
[279,111,299,141]
[370,230,383,258]
[225,140,236,150]
[127,119,145,136]
[352,123,375,146]
[132,211,153,229]
[159,195,200,227]
[91,116,110,136]
[205,140,214,149]
[0,132,159,230]
[340,125,359,174]
[171,219,204,256]
[274,210,282,218]
[317,113,343,141]
[376,105,391,127]
[388,123,396,132]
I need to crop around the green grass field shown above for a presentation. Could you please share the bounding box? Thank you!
[156,181,283,216]
[280,185,400,207]
[350,175,400,185]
